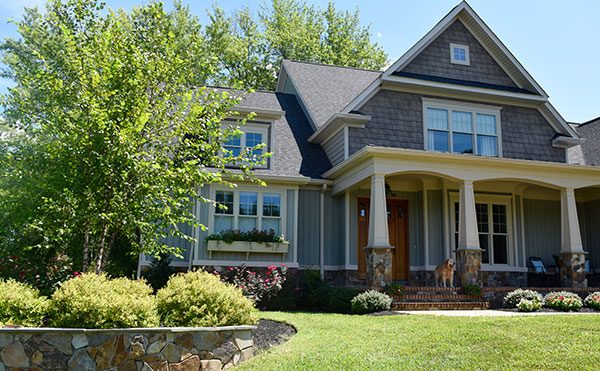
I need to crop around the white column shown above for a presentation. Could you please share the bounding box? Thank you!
[560,188,584,253]
[457,180,480,251]
[368,174,392,248]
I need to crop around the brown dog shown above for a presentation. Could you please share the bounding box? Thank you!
[435,258,455,288]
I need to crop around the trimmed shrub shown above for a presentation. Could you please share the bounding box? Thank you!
[156,270,257,327]
[328,287,360,314]
[48,273,158,328]
[504,289,542,308]
[351,290,392,314]
[543,291,582,311]
[0,279,48,327]
[584,292,600,310]
[517,298,542,312]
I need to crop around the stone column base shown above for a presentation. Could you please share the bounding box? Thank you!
[558,252,587,288]
[456,249,482,287]
[365,247,393,289]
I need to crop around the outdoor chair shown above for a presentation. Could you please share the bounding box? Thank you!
[527,256,559,287]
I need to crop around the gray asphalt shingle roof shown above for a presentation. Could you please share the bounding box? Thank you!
[282,60,381,128]
[569,117,600,167]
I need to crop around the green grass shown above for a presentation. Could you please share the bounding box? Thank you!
[238,312,600,370]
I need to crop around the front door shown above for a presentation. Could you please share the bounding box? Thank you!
[357,197,409,280]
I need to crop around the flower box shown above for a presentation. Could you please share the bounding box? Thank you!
[207,240,289,261]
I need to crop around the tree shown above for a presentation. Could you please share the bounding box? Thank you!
[0,0,264,273]
[205,0,388,90]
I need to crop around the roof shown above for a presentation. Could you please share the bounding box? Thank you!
[569,117,600,166]
[278,60,381,129]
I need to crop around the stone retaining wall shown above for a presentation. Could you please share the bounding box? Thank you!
[0,325,256,371]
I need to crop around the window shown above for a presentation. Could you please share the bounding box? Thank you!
[450,43,470,65]
[222,124,269,168]
[212,188,285,235]
[423,99,501,157]
[452,196,512,266]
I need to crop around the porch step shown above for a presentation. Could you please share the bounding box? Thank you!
[402,286,459,292]
[392,301,490,310]
[395,294,482,301]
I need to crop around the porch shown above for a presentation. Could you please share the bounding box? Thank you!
[324,147,600,289]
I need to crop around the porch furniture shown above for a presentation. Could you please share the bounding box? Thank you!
[527,256,559,287]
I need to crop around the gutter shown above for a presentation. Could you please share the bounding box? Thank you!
[320,183,327,279]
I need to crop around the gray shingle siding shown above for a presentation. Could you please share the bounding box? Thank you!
[322,129,345,166]
[569,118,600,166]
[400,20,520,90]
[349,90,566,163]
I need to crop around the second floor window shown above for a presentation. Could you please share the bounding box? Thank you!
[222,124,269,168]
[424,100,501,157]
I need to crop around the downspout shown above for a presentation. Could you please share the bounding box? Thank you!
[320,183,327,279]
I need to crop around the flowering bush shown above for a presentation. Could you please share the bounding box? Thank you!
[386,283,406,298]
[517,298,542,312]
[218,264,288,304]
[584,292,600,310]
[504,289,542,308]
[458,284,483,298]
[206,228,288,244]
[543,291,582,311]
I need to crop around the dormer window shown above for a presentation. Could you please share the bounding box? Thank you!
[222,123,270,168]
[450,43,470,65]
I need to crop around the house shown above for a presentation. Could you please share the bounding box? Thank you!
[138,1,600,289]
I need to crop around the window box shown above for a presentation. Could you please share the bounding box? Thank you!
[207,240,289,261]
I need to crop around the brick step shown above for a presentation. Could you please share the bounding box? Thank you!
[392,301,490,311]
[395,294,482,301]
[402,286,459,292]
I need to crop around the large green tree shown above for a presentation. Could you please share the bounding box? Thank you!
[0,0,263,273]
[205,0,388,90]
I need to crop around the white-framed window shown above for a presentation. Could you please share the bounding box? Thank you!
[423,98,502,157]
[211,187,286,235]
[451,194,513,266]
[450,43,470,65]
[222,123,270,168]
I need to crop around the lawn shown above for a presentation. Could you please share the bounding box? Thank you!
[239,312,600,370]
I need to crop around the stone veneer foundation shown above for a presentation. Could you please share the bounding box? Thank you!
[0,325,255,371]
[456,249,482,287]
[365,247,393,288]
[558,252,588,288]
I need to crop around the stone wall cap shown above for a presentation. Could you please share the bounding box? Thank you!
[0,325,257,333]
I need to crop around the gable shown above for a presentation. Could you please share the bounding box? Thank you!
[398,20,520,90]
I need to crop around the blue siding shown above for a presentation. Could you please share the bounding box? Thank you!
[523,199,560,267]
[297,189,321,266]
[584,199,600,268]
[428,190,444,266]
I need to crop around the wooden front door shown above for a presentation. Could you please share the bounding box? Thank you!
[357,197,409,280]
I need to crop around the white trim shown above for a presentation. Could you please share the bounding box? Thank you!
[232,107,285,120]
[450,43,470,65]
[307,113,370,144]
[341,82,381,115]
[314,264,359,271]
[221,122,270,169]
[192,260,299,268]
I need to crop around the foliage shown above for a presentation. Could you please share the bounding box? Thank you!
[0,279,48,327]
[458,285,483,298]
[156,270,257,327]
[0,0,262,273]
[206,228,288,244]
[543,292,583,312]
[386,283,406,298]
[584,292,600,310]
[143,253,176,292]
[204,0,388,90]
[516,298,542,312]
[327,287,360,314]
[351,290,392,314]
[218,264,288,305]
[504,289,543,308]
[48,273,159,328]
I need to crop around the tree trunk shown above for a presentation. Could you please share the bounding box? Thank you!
[82,220,91,272]
[95,221,110,274]
[100,224,120,273]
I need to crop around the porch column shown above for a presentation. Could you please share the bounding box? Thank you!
[456,180,482,287]
[558,188,587,287]
[366,174,393,288]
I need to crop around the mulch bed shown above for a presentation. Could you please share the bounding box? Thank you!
[365,310,407,316]
[253,319,297,352]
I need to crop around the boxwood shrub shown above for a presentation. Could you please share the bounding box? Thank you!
[48,273,159,328]
[351,290,392,314]
[156,270,257,327]
[0,279,48,327]
[504,289,542,308]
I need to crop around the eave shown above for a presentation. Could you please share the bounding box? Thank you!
[307,113,371,144]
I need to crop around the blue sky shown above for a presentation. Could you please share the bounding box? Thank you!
[1,0,598,122]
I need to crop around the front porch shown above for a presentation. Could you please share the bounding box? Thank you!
[324,147,600,289]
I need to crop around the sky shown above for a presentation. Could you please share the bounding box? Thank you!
[0,0,598,123]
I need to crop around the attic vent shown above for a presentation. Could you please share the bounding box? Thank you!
[450,43,470,66]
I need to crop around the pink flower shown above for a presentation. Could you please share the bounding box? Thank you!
[229,267,234,271]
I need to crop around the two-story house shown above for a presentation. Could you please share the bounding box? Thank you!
[138,1,600,289]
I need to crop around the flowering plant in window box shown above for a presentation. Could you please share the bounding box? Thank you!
[206,228,289,260]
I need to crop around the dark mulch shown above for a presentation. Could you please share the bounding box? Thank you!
[253,319,297,352]
[499,307,598,313]
[365,310,408,316]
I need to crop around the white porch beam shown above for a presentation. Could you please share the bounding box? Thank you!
[368,174,392,248]
[457,180,480,251]
[560,188,584,253]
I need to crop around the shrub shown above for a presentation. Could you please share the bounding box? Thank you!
[504,289,542,308]
[543,291,582,311]
[156,270,257,327]
[584,292,600,310]
[517,298,542,312]
[351,290,392,314]
[0,280,48,327]
[143,254,176,292]
[386,283,406,298]
[0,253,77,296]
[458,285,483,298]
[328,287,360,314]
[219,264,288,304]
[48,273,158,328]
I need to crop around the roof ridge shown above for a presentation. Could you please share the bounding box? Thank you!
[283,59,383,73]
[204,84,292,95]
[577,116,600,127]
